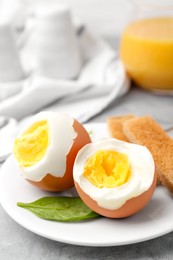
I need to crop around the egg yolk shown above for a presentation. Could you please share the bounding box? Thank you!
[83,150,131,188]
[13,120,49,167]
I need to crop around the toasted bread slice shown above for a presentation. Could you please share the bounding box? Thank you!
[107,114,135,142]
[123,115,173,193]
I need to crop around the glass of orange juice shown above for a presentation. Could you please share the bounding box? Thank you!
[120,0,173,92]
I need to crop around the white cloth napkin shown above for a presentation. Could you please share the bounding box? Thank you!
[0,18,130,123]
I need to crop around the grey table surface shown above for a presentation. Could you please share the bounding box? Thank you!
[0,85,173,260]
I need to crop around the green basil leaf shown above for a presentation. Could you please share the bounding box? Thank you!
[17,196,100,222]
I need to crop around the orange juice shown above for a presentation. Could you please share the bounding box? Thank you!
[120,17,173,90]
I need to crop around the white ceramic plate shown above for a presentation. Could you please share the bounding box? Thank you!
[0,123,173,247]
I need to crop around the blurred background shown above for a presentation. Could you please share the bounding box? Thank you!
[0,0,132,45]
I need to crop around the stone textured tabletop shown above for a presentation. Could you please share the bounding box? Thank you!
[0,86,173,260]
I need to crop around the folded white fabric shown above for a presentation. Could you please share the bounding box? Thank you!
[0,15,130,123]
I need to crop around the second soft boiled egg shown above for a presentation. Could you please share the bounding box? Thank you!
[13,111,91,192]
[73,138,157,218]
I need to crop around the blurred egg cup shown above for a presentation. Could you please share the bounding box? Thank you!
[0,21,26,101]
[17,4,82,80]
[0,4,82,102]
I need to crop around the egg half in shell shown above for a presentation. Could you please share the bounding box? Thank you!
[13,111,91,192]
[73,138,157,218]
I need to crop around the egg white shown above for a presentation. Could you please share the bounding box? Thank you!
[14,111,77,181]
[73,138,155,210]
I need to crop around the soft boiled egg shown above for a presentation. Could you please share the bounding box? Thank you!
[13,111,91,192]
[73,138,157,218]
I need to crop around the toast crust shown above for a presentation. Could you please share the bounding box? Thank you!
[107,114,135,142]
[123,116,173,193]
